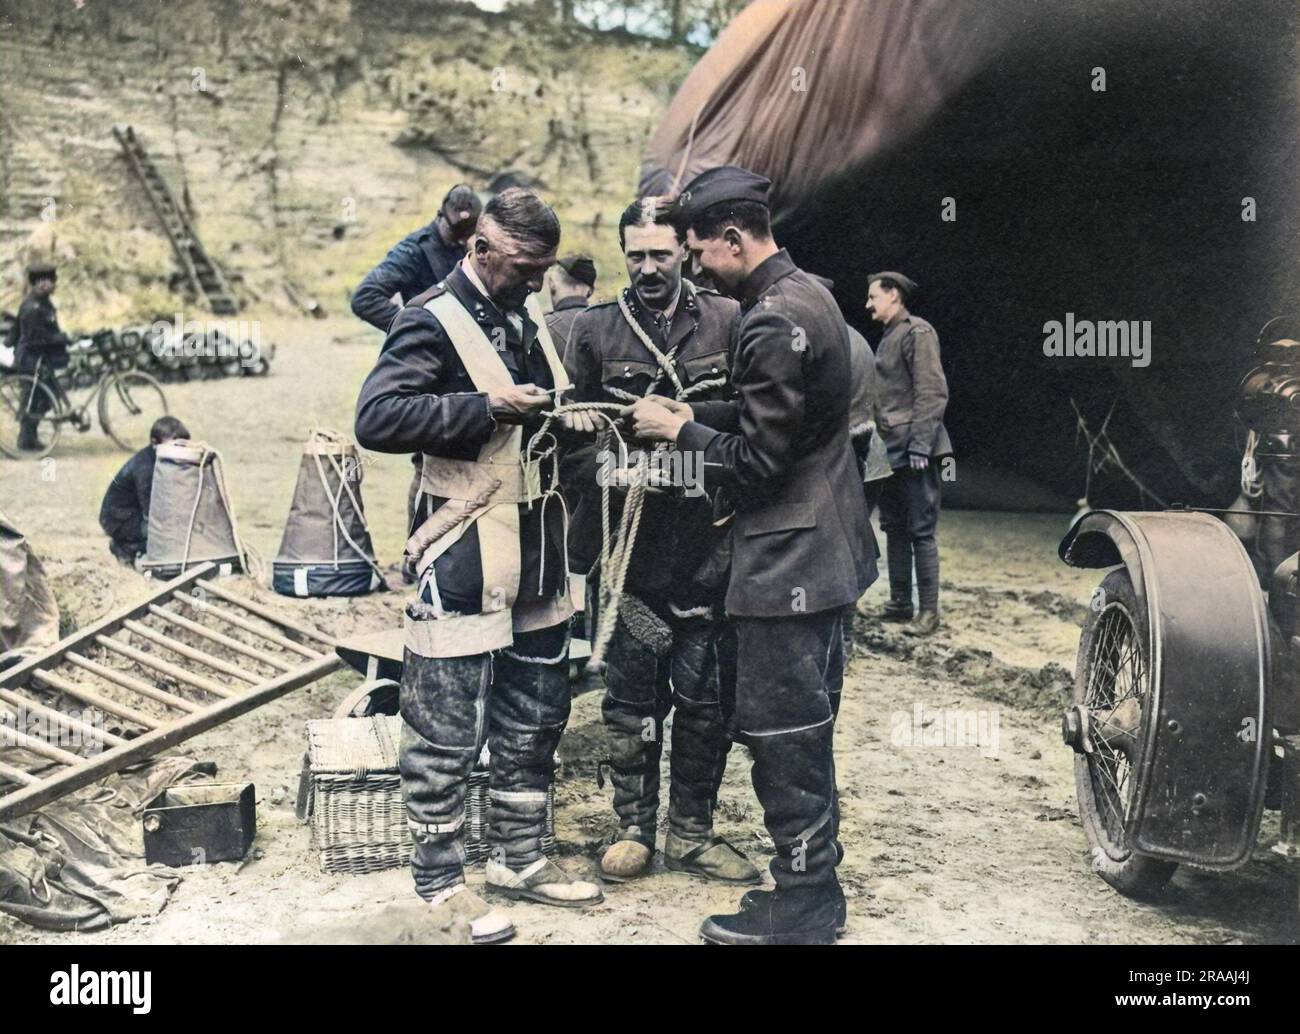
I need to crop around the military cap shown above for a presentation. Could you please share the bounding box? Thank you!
[867,271,919,300]
[675,166,772,223]
[557,254,597,288]
[26,261,57,281]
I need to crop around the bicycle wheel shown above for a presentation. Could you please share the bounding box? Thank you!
[0,375,62,460]
[98,370,168,451]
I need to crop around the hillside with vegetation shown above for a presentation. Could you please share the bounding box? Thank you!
[0,0,699,327]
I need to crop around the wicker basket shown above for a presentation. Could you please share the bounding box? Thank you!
[304,715,556,875]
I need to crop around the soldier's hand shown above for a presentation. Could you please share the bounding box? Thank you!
[559,409,601,434]
[908,452,930,471]
[623,398,689,442]
[489,384,552,421]
[643,395,694,420]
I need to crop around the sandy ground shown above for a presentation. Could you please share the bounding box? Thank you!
[2,316,1296,945]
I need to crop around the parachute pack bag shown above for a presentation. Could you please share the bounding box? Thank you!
[273,429,384,598]
[140,439,249,579]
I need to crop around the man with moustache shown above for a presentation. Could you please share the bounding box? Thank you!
[628,167,877,944]
[561,197,758,886]
[355,188,602,945]
[352,185,484,577]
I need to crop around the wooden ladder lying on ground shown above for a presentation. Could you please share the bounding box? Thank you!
[112,124,239,316]
[0,562,340,821]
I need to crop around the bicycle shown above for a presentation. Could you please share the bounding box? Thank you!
[0,344,169,460]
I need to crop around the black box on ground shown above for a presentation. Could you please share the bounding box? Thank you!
[143,782,256,866]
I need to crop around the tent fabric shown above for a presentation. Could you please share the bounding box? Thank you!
[0,755,202,932]
[140,440,246,579]
[272,430,383,598]
[0,508,60,660]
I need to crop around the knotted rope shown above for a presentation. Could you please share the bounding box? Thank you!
[519,293,730,670]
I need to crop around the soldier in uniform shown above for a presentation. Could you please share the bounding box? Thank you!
[351,184,485,576]
[14,262,70,453]
[562,197,760,885]
[867,272,952,637]
[355,188,602,945]
[351,184,484,332]
[543,254,596,363]
[630,167,877,944]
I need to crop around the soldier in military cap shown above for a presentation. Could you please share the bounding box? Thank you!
[544,253,597,362]
[351,184,484,333]
[351,184,485,570]
[867,271,952,637]
[561,196,759,886]
[14,262,71,452]
[629,166,878,944]
[355,188,602,944]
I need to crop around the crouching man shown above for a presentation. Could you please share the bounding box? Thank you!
[98,416,190,565]
[355,188,602,944]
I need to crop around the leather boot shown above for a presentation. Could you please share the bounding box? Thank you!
[485,857,603,908]
[664,830,761,884]
[879,599,913,622]
[426,884,515,944]
[903,609,941,637]
[739,886,847,934]
[701,884,844,945]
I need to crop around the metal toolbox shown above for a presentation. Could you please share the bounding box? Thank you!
[143,781,256,866]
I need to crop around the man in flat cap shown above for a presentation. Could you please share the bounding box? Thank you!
[629,166,877,944]
[561,196,758,887]
[867,272,952,637]
[14,262,70,453]
[355,188,602,944]
[544,254,597,362]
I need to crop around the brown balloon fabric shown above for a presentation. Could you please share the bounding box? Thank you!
[639,0,996,221]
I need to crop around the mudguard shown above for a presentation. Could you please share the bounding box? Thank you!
[1060,510,1270,868]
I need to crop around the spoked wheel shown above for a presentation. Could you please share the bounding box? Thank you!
[1065,568,1178,898]
[98,370,168,451]
[0,375,62,460]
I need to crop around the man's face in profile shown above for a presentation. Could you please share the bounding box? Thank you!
[474,221,555,310]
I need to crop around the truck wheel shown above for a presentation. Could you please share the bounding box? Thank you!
[1070,567,1178,899]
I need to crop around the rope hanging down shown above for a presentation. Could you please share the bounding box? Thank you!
[306,425,387,585]
[524,295,729,671]
[1070,398,1169,510]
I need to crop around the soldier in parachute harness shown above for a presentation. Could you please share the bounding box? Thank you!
[562,198,760,885]
[355,189,602,945]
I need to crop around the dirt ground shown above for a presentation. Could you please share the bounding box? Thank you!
[2,316,1296,945]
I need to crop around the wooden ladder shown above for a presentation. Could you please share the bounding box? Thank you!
[0,563,341,821]
[112,124,240,316]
